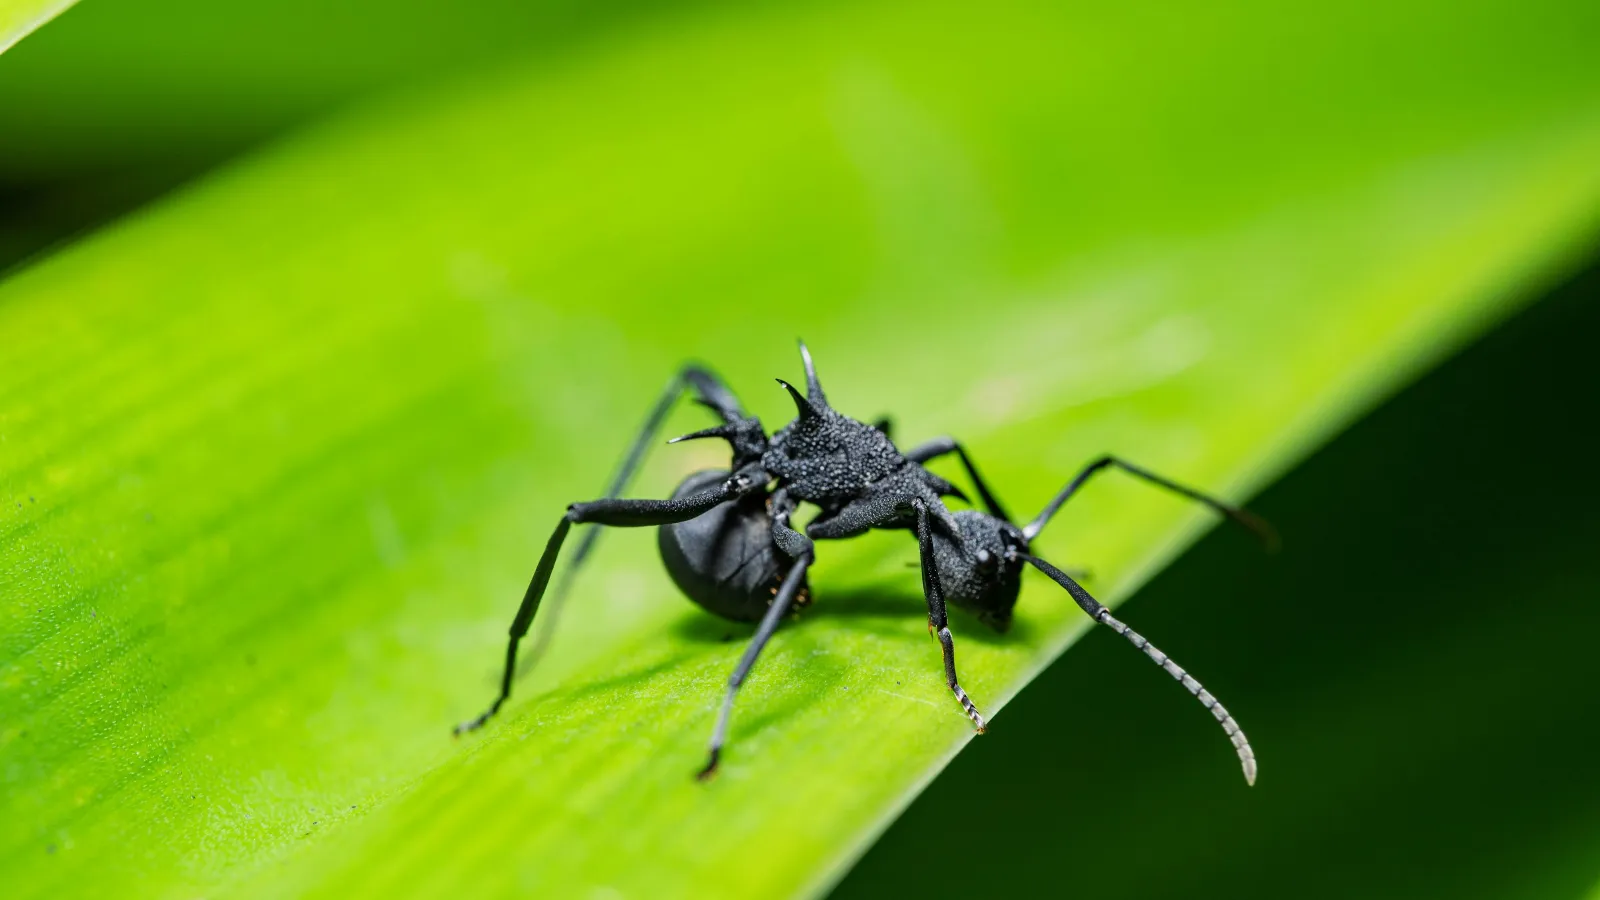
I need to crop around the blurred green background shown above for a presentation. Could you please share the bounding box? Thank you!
[4,0,1600,897]
[0,0,689,270]
[5,0,1599,275]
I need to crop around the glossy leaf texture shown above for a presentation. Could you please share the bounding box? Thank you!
[3,0,1599,897]
[0,0,73,56]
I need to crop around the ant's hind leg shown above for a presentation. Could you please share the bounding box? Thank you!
[456,470,763,735]
[526,365,750,676]
[560,365,745,573]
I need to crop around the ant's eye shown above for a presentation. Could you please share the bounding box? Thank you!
[975,549,997,572]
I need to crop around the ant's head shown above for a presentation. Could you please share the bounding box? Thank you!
[934,510,1029,632]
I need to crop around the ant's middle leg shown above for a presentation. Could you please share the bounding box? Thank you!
[455,466,766,735]
[904,436,1012,523]
[804,478,962,542]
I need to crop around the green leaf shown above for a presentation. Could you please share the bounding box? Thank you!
[3,1,1599,897]
[0,0,73,56]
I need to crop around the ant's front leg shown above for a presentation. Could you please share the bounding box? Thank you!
[455,464,768,735]
[911,499,987,733]
[808,489,986,732]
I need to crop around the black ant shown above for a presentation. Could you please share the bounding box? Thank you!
[455,344,1273,783]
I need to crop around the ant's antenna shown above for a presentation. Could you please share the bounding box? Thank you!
[1022,553,1258,785]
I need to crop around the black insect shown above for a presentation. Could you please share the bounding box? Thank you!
[456,344,1273,783]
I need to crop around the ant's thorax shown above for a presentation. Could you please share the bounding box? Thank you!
[762,392,912,510]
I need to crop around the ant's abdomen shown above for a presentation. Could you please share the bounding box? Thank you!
[658,469,809,623]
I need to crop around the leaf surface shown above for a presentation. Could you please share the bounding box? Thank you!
[2,1,1599,897]
[0,0,73,55]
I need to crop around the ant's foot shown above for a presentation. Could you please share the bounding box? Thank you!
[452,711,493,737]
[696,748,722,782]
[953,686,987,733]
